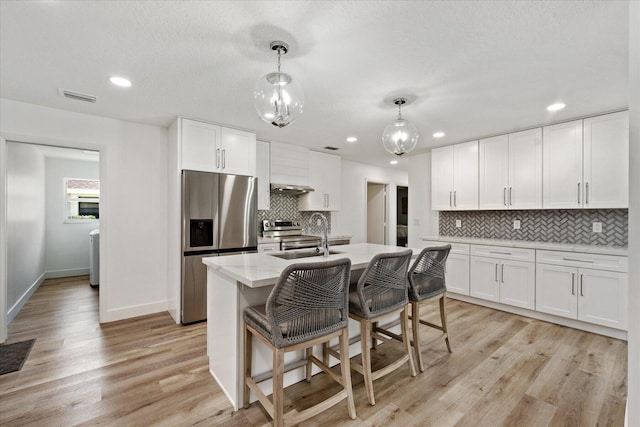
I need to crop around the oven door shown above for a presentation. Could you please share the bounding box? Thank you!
[281,238,322,251]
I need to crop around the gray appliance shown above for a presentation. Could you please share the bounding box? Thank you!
[181,170,257,324]
[89,229,100,288]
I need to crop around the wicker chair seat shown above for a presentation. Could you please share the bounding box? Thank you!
[408,276,446,302]
[348,288,405,319]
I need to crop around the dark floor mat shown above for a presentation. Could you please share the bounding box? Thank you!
[0,339,35,375]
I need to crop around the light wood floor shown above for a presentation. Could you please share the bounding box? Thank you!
[0,277,627,426]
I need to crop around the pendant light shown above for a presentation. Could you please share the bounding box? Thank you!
[381,98,419,156]
[254,41,304,128]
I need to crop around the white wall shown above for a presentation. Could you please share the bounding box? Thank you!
[6,142,46,322]
[333,159,408,245]
[1,99,168,323]
[44,156,100,278]
[627,2,639,425]
[407,152,438,248]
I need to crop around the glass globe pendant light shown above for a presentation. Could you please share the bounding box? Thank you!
[254,41,304,128]
[381,98,419,156]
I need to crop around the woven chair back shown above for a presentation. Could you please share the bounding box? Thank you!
[265,258,352,347]
[408,245,451,301]
[354,249,413,318]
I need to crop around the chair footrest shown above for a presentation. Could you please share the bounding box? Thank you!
[252,358,308,383]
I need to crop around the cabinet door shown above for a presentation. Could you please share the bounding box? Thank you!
[469,256,500,302]
[583,111,629,209]
[299,151,341,211]
[431,146,454,210]
[270,141,310,186]
[542,120,583,208]
[535,264,577,319]
[500,260,535,310]
[219,127,256,176]
[453,141,479,210]
[578,268,628,329]
[324,153,341,210]
[181,119,220,172]
[479,135,509,210]
[445,254,470,295]
[256,140,270,210]
[508,128,542,209]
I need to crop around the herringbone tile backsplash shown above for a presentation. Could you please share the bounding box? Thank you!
[257,193,331,236]
[440,209,628,247]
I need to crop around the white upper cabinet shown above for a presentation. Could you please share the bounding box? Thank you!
[479,129,542,210]
[256,140,270,210]
[583,111,629,208]
[543,111,628,209]
[431,141,478,210]
[180,118,256,176]
[299,151,341,211]
[270,141,309,186]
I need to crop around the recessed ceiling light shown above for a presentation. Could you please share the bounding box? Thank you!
[546,103,566,112]
[433,132,445,138]
[109,76,132,87]
[390,160,398,165]
[346,136,358,143]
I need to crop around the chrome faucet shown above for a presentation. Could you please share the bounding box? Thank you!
[310,212,330,257]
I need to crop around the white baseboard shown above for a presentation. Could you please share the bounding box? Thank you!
[8,272,46,323]
[103,300,168,323]
[45,268,90,279]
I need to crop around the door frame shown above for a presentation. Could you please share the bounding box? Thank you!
[365,179,389,245]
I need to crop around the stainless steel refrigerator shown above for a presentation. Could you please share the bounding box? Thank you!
[181,170,257,324]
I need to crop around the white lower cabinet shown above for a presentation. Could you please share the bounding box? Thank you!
[536,250,628,330]
[421,241,470,295]
[470,245,535,310]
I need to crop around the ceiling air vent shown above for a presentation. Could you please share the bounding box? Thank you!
[58,88,97,103]
[323,146,339,151]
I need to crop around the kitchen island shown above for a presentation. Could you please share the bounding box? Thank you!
[202,243,419,410]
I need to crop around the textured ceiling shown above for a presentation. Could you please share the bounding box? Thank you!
[0,1,629,168]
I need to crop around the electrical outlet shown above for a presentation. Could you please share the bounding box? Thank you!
[593,222,603,233]
[513,220,521,230]
[455,219,462,228]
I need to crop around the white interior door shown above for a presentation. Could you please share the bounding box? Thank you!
[367,182,387,245]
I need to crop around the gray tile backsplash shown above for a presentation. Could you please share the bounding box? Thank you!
[257,193,331,236]
[439,209,628,247]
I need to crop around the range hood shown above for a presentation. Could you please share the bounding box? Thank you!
[270,183,315,195]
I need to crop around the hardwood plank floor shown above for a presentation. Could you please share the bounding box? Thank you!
[0,277,627,426]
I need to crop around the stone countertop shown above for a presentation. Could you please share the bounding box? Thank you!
[203,243,414,288]
[419,236,628,256]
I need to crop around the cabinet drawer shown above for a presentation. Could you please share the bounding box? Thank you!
[470,245,535,262]
[536,250,628,272]
[421,241,469,255]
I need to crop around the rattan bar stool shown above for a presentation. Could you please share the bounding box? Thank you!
[243,258,356,427]
[408,245,452,372]
[327,249,416,406]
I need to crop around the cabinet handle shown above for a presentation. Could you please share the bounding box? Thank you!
[509,187,513,206]
[501,263,504,283]
[562,257,594,263]
[571,273,575,295]
[449,191,453,207]
[585,182,589,205]
[580,274,584,296]
[503,187,507,206]
[577,182,581,204]
[222,149,226,169]
[489,251,512,256]
[495,263,499,282]
[216,148,221,168]
[454,191,457,207]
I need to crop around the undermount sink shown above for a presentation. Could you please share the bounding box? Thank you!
[267,248,344,260]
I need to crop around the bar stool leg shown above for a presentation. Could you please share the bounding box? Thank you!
[243,324,252,408]
[401,307,417,377]
[339,329,357,419]
[360,320,376,406]
[440,295,452,353]
[411,301,425,372]
[273,348,285,427]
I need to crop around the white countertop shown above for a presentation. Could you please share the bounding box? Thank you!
[203,243,415,288]
[419,235,628,256]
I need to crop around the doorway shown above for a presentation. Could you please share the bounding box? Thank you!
[3,141,100,327]
[366,182,388,245]
[397,186,408,247]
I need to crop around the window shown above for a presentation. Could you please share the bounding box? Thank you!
[65,178,99,221]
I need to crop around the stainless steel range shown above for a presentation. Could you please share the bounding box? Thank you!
[262,220,322,250]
